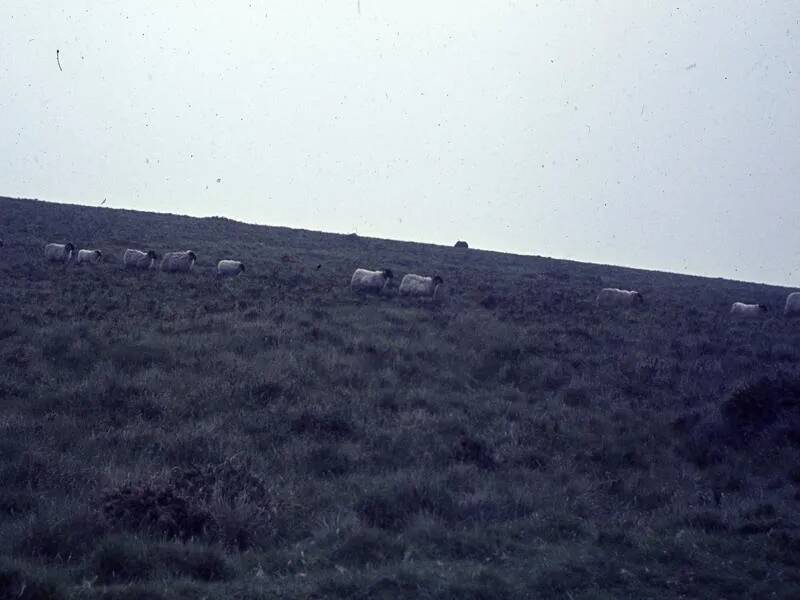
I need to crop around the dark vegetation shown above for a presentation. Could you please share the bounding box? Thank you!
[1,196,799,598]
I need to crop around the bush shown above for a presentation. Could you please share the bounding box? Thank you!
[306,446,352,477]
[91,536,153,584]
[722,376,800,438]
[15,510,108,561]
[356,480,457,530]
[100,485,215,541]
[0,558,66,600]
[329,529,405,567]
[290,410,355,439]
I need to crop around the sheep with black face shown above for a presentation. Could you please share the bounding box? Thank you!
[161,251,197,273]
[730,302,768,317]
[76,249,103,265]
[217,259,245,277]
[350,268,393,294]
[399,274,444,299]
[44,243,75,263]
[124,249,158,269]
[596,288,644,307]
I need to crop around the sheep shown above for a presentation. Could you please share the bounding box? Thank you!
[399,273,444,298]
[785,292,800,317]
[44,242,75,263]
[454,241,469,249]
[350,268,393,294]
[124,249,158,269]
[730,302,768,317]
[217,259,245,277]
[596,288,644,307]
[161,251,197,273]
[76,249,103,265]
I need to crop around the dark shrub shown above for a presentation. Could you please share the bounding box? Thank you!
[0,452,54,491]
[91,536,153,584]
[15,510,108,561]
[154,544,236,582]
[480,295,500,310]
[452,436,496,470]
[437,570,514,600]
[0,490,37,516]
[330,529,405,566]
[685,511,728,532]
[357,571,429,600]
[0,558,66,600]
[290,410,355,439]
[91,586,167,600]
[108,343,172,372]
[100,485,215,541]
[722,377,800,437]
[168,459,270,506]
[356,481,457,530]
[101,459,272,549]
[306,446,352,477]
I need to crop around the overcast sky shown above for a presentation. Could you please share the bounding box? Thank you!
[1,2,798,285]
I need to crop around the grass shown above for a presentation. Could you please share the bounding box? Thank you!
[1,195,799,598]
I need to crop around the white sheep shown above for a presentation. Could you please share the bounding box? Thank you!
[76,249,103,265]
[217,259,245,277]
[44,243,74,263]
[123,249,158,269]
[730,302,768,317]
[596,287,644,307]
[399,274,444,298]
[350,268,393,294]
[160,251,197,273]
[785,292,800,317]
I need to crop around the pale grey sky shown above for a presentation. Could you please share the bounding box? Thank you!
[2,2,798,285]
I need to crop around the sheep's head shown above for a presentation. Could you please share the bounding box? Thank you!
[433,275,444,285]
[187,251,197,262]
[633,292,644,304]
[147,250,158,260]
[382,269,394,280]
[759,304,768,312]
[239,262,246,272]
[95,250,103,259]
[65,243,75,253]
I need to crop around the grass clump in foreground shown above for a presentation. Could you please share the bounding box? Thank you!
[1,196,799,598]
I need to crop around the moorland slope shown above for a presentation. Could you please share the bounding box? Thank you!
[1,196,799,599]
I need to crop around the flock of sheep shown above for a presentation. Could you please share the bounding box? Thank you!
[42,243,245,277]
[38,243,447,299]
[28,241,800,315]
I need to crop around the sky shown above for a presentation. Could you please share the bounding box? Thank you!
[1,1,798,285]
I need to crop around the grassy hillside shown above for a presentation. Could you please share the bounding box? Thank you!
[1,196,799,599]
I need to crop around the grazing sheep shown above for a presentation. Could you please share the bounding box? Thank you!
[44,242,75,263]
[454,241,469,249]
[785,292,800,317]
[730,302,768,317]
[217,259,245,277]
[76,249,103,265]
[399,274,444,298]
[596,288,644,307]
[124,249,158,269]
[350,268,393,294]
[161,251,197,273]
